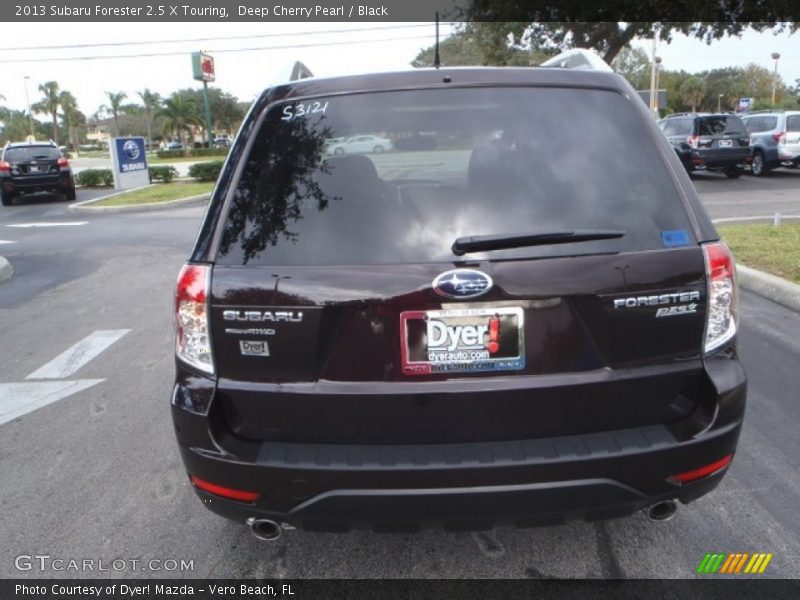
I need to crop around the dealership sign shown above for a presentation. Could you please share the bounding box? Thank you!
[109,137,149,191]
[192,52,215,82]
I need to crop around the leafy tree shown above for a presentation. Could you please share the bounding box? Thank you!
[679,77,707,112]
[611,47,652,90]
[32,81,61,143]
[102,91,128,136]
[413,22,534,67]
[137,88,162,148]
[461,4,797,63]
[1,110,47,144]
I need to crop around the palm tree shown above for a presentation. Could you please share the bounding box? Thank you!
[31,81,61,143]
[59,91,80,152]
[103,91,128,136]
[137,88,162,150]
[679,77,707,113]
[159,95,201,147]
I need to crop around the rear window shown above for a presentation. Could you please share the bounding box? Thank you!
[217,87,695,266]
[787,115,800,132]
[698,116,746,136]
[662,118,693,136]
[3,146,60,161]
[744,116,778,133]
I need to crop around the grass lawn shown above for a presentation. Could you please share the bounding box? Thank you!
[93,181,213,207]
[718,223,800,284]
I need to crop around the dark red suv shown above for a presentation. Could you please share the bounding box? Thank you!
[171,57,746,540]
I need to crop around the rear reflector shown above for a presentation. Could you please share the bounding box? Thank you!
[175,264,214,374]
[702,242,738,354]
[190,475,260,502]
[669,454,733,485]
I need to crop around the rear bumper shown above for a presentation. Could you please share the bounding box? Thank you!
[172,355,746,531]
[690,149,749,169]
[2,173,73,193]
[778,145,800,162]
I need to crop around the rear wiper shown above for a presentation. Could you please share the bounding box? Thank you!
[451,229,626,256]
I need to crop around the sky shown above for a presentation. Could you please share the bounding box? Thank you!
[0,22,797,118]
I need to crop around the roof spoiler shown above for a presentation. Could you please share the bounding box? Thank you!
[540,48,613,73]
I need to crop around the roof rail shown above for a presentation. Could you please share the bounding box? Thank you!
[749,109,782,115]
[540,48,613,73]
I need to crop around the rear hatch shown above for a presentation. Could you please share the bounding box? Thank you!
[694,116,750,163]
[783,114,800,154]
[209,85,708,445]
[3,145,62,181]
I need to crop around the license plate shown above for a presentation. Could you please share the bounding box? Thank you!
[718,140,733,148]
[28,165,42,173]
[400,307,525,375]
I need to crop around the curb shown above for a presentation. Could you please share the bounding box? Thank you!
[738,264,800,313]
[69,192,210,214]
[0,255,13,284]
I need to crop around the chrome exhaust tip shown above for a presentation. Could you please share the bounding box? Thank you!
[247,518,282,541]
[645,500,678,522]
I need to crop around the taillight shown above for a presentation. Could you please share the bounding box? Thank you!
[175,264,213,374]
[0,161,10,172]
[57,157,69,167]
[668,454,734,485]
[190,475,259,502]
[772,131,785,144]
[702,242,738,354]
[687,135,700,149]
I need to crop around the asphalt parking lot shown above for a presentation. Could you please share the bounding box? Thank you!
[1,171,799,579]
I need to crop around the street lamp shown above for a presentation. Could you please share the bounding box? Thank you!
[771,52,781,106]
[23,76,34,138]
[718,94,724,113]
[654,56,662,116]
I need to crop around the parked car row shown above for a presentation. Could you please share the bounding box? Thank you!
[658,110,800,178]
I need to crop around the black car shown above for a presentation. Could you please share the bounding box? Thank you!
[0,141,76,206]
[658,113,750,177]
[172,54,745,540]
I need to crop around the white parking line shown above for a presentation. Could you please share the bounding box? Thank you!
[6,221,89,228]
[0,240,16,245]
[26,329,130,380]
[0,380,104,427]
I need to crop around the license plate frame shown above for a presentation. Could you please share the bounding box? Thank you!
[400,306,525,375]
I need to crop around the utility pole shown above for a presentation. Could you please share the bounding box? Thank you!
[649,37,657,114]
[202,80,213,147]
[771,52,781,106]
[23,76,34,138]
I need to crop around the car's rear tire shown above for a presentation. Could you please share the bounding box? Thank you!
[750,151,768,177]
[725,167,742,179]
[65,186,76,201]
[0,191,13,207]
[373,145,384,154]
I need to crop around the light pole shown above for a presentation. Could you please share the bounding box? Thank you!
[654,56,662,116]
[718,94,724,113]
[771,52,780,106]
[23,76,34,138]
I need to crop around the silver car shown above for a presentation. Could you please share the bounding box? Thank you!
[742,110,800,176]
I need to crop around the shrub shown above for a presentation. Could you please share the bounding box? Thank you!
[149,165,179,183]
[75,169,113,187]
[156,149,186,159]
[189,148,229,158]
[188,161,223,182]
